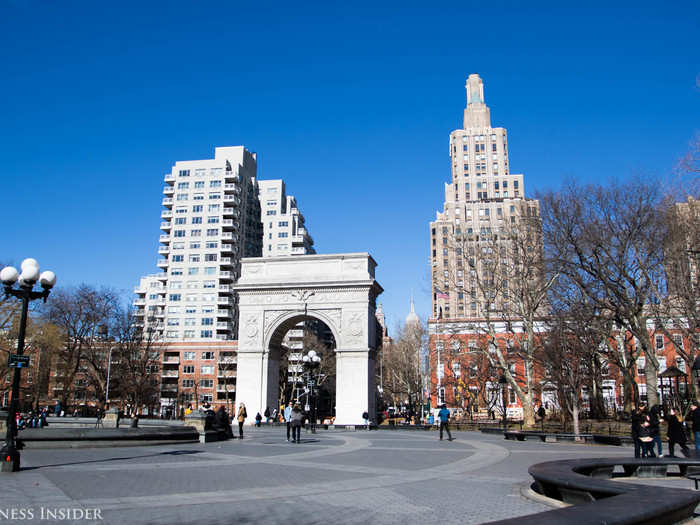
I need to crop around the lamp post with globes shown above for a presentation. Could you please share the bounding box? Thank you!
[1,258,56,473]
[302,350,321,434]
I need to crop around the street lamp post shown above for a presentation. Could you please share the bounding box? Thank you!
[1,259,56,473]
[498,375,508,430]
[302,349,321,434]
[691,357,700,401]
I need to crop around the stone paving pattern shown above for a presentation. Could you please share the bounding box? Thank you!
[2,428,639,524]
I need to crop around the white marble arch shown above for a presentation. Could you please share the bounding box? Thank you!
[233,253,384,426]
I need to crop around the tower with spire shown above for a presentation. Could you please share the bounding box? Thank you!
[429,74,541,320]
[405,291,420,327]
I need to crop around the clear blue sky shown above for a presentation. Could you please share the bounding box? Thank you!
[1,2,698,331]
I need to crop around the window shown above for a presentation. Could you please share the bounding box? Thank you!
[201,366,214,375]
[673,334,684,351]
[169,294,181,301]
[179,170,190,177]
[184,318,196,326]
[278,232,288,238]
[201,330,213,338]
[266,210,277,216]
[171,255,183,262]
[171,268,183,275]
[177,182,189,189]
[168,306,180,314]
[166,330,179,338]
[207,229,219,236]
[209,193,220,200]
[637,357,645,375]
[204,267,216,275]
[183,352,195,360]
[184,330,195,338]
[207,216,219,224]
[182,379,194,388]
[201,318,214,325]
[175,206,187,214]
[210,180,222,188]
[193,193,204,201]
[200,393,213,403]
[190,229,201,237]
[192,205,203,213]
[189,254,200,263]
[189,242,201,249]
[452,363,461,377]
[208,204,220,212]
[191,217,202,224]
[203,280,216,288]
[278,221,288,227]
[173,242,184,250]
[655,335,664,351]
[194,181,205,189]
[173,230,185,238]
[174,217,186,225]
[204,254,217,261]
[167,318,179,326]
[176,193,188,201]
[200,379,214,388]
[188,268,199,275]
[206,241,218,249]
[202,351,215,360]
[182,365,194,374]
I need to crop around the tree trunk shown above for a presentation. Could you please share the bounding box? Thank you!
[572,403,581,440]
[644,350,659,407]
[621,370,637,413]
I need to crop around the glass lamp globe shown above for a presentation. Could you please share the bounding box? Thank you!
[21,258,40,272]
[313,356,321,363]
[19,265,40,284]
[39,271,57,288]
[0,266,19,285]
[308,350,317,359]
[302,356,310,363]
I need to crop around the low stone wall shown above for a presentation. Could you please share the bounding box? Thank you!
[17,426,199,449]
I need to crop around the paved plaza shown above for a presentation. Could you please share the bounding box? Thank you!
[2,428,685,524]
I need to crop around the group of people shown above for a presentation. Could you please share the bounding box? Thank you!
[16,408,48,430]
[185,402,249,439]
[631,403,700,458]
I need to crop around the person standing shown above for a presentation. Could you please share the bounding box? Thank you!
[284,403,293,442]
[438,404,452,441]
[264,406,271,423]
[237,403,247,439]
[639,418,655,458]
[255,412,262,427]
[648,404,663,457]
[291,403,304,443]
[691,402,700,452]
[631,406,643,458]
[362,410,370,430]
[666,408,689,457]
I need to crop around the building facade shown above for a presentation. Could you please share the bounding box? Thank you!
[258,179,314,257]
[430,74,541,320]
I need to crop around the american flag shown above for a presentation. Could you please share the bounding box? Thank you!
[434,286,449,299]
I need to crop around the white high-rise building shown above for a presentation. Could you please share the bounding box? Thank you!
[258,179,314,257]
[430,74,541,320]
[134,146,263,341]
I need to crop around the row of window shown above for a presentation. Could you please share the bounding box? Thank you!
[172,242,219,250]
[167,318,215,326]
[172,229,220,237]
[176,193,221,201]
[173,216,220,225]
[168,294,219,302]
[167,306,217,314]
[176,180,222,189]
[170,267,218,276]
[166,330,214,338]
[171,254,219,262]
[169,280,217,289]
[175,205,221,213]
[178,168,227,177]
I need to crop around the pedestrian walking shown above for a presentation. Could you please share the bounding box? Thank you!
[537,404,546,432]
[649,404,663,457]
[216,406,234,438]
[291,403,304,443]
[284,402,293,441]
[255,412,262,427]
[666,408,689,457]
[264,407,271,423]
[438,404,453,441]
[690,402,700,452]
[362,410,370,430]
[237,403,247,438]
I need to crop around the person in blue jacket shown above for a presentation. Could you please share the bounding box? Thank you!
[438,404,453,441]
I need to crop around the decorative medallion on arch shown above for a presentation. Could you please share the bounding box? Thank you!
[233,253,383,426]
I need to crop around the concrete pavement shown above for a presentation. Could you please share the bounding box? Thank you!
[1,427,637,524]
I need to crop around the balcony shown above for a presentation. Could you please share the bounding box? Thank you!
[161,210,172,219]
[223,195,240,206]
[162,198,173,207]
[221,232,233,240]
[154,309,165,318]
[216,385,235,392]
[157,259,169,268]
[158,247,169,255]
[220,243,233,253]
[216,335,232,341]
[224,184,240,194]
[217,309,230,316]
[163,186,174,195]
[218,284,231,292]
[134,298,146,306]
[161,370,179,378]
[160,222,172,231]
[219,271,233,279]
[217,297,232,306]
[134,309,145,316]
[220,257,232,265]
[163,356,180,364]
[159,234,171,243]
[217,322,232,330]
[218,356,237,364]
[224,173,239,182]
[164,174,175,183]
[222,207,239,217]
[161,385,178,393]
[221,219,236,229]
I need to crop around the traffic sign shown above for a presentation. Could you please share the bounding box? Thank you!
[8,354,30,368]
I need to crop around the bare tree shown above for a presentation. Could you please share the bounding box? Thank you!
[540,179,666,406]
[384,322,425,411]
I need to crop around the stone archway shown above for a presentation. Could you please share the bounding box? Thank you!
[233,253,383,425]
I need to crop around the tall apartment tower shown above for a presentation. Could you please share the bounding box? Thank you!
[258,179,315,256]
[430,74,541,320]
[134,146,263,341]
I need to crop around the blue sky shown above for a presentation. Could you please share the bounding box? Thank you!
[1,2,698,331]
